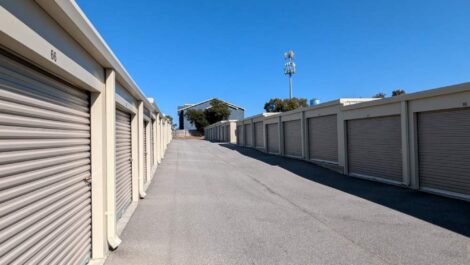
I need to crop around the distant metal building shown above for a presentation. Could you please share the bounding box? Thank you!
[177,98,244,131]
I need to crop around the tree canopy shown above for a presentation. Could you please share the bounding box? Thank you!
[185,99,230,132]
[263,97,308,112]
[373,89,406,98]
[204,99,230,124]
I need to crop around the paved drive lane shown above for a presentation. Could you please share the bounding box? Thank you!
[105,140,470,265]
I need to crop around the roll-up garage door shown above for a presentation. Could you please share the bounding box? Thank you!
[0,52,91,264]
[143,122,148,184]
[245,124,253,147]
[308,115,338,163]
[237,125,244,146]
[347,116,402,183]
[283,120,302,157]
[254,122,263,148]
[266,123,279,154]
[225,126,229,142]
[150,121,154,168]
[418,108,470,197]
[115,109,132,220]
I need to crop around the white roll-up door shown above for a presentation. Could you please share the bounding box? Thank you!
[283,120,302,157]
[237,125,244,146]
[254,122,263,148]
[150,121,154,168]
[347,116,402,183]
[143,122,148,184]
[245,124,253,147]
[115,108,132,220]
[0,52,91,264]
[266,123,279,154]
[418,108,470,198]
[308,115,338,163]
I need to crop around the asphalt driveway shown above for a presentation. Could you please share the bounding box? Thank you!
[105,140,470,265]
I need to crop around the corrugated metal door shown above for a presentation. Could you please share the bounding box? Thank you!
[0,52,91,264]
[418,108,470,197]
[236,126,240,144]
[283,120,302,157]
[347,116,402,183]
[150,121,154,168]
[308,115,338,163]
[266,123,279,154]
[115,109,132,220]
[245,124,253,147]
[237,125,244,145]
[143,122,148,184]
[254,122,263,148]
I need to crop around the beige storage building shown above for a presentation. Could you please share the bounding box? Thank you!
[231,87,470,202]
[0,1,173,264]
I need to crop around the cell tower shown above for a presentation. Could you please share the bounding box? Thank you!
[283,50,296,99]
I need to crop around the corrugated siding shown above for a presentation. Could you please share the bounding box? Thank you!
[150,121,154,167]
[224,126,228,142]
[245,124,253,147]
[115,109,132,220]
[266,123,279,154]
[347,116,402,182]
[254,122,264,148]
[418,108,470,196]
[308,115,338,163]
[0,52,91,264]
[237,125,244,145]
[283,120,302,157]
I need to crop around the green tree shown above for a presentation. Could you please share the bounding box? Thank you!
[283,97,308,111]
[204,99,230,124]
[392,89,406,96]
[373,92,386,98]
[264,97,308,112]
[165,115,173,124]
[264,98,284,112]
[185,109,208,132]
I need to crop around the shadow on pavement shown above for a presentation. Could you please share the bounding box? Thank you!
[219,143,470,237]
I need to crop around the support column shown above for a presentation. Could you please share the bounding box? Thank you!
[137,101,147,198]
[401,101,411,186]
[90,88,108,261]
[279,116,284,155]
[104,69,121,249]
[156,114,161,163]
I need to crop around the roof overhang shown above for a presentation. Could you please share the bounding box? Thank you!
[35,0,160,113]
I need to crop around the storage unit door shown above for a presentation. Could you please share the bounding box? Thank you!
[143,122,148,184]
[266,123,279,154]
[0,53,91,264]
[283,120,302,157]
[254,122,264,148]
[115,109,132,220]
[236,126,240,144]
[418,108,470,197]
[347,116,402,183]
[245,124,253,147]
[150,122,154,168]
[237,125,244,145]
[308,115,338,163]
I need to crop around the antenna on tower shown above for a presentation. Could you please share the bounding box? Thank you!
[283,50,296,99]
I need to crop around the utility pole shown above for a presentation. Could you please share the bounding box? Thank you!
[284,50,296,99]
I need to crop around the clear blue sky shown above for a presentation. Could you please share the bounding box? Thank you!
[77,0,470,119]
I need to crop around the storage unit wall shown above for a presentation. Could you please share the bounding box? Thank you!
[0,1,173,263]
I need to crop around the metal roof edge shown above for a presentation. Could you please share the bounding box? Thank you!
[35,0,159,113]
